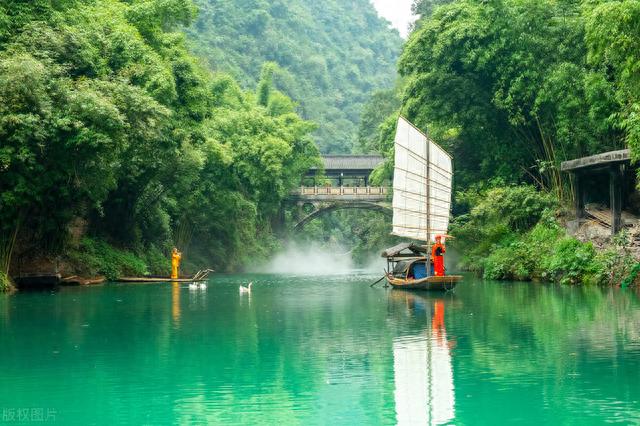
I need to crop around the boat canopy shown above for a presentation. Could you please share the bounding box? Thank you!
[381,242,427,258]
[392,117,453,242]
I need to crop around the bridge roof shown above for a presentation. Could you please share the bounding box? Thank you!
[311,155,384,171]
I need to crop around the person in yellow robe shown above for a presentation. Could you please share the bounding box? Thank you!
[171,247,182,279]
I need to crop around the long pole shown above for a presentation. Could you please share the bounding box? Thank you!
[426,133,432,276]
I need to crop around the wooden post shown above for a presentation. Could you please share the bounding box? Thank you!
[573,172,585,219]
[610,164,622,235]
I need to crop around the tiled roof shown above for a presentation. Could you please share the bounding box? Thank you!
[310,155,384,171]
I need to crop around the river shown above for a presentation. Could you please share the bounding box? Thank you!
[1,274,639,425]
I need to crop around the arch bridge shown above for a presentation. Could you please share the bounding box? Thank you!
[289,155,391,230]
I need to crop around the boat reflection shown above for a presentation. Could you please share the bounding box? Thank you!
[392,293,455,425]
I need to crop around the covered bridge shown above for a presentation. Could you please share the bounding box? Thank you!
[305,155,384,187]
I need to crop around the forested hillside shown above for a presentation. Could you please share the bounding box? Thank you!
[0,0,320,289]
[363,0,640,285]
[187,0,402,153]
[371,0,637,191]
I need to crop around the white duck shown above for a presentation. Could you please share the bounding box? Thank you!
[189,282,199,290]
[198,282,207,290]
[239,282,253,294]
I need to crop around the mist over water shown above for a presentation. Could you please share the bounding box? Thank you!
[258,243,384,275]
[255,242,461,276]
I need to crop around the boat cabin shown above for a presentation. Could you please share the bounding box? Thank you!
[382,242,431,279]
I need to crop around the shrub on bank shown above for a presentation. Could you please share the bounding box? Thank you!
[67,238,148,281]
[0,272,14,292]
[451,185,632,286]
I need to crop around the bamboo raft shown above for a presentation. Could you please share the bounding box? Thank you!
[116,269,214,284]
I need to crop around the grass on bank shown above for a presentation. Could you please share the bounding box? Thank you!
[451,185,638,286]
[66,237,168,281]
[0,227,18,292]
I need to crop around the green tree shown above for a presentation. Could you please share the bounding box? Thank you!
[187,0,402,153]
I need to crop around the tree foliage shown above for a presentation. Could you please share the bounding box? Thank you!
[368,0,636,198]
[0,0,320,273]
[186,0,402,153]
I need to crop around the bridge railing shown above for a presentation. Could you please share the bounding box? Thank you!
[293,186,389,196]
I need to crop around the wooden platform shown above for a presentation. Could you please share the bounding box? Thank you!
[386,274,462,291]
[585,205,638,228]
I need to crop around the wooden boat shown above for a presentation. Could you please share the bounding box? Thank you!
[386,270,462,291]
[382,243,462,290]
[60,276,106,286]
[382,117,462,291]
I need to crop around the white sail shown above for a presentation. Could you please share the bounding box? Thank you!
[392,117,452,241]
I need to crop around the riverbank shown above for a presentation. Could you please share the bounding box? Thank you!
[450,185,640,287]
[6,237,202,287]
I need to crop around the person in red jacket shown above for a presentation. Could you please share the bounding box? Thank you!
[431,235,446,276]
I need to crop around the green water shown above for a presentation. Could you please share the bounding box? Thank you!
[1,274,639,425]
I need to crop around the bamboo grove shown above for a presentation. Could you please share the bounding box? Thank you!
[0,0,323,285]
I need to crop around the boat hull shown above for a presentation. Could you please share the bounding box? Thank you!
[386,274,462,291]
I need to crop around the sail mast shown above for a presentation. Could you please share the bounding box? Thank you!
[426,126,431,274]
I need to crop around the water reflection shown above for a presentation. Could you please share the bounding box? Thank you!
[1,275,640,424]
[172,282,181,325]
[391,292,455,425]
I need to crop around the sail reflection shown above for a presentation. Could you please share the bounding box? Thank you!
[393,296,455,425]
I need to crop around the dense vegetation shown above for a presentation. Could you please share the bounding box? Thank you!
[450,184,635,285]
[2,0,638,288]
[361,0,640,285]
[369,0,637,187]
[186,0,402,153]
[0,0,321,287]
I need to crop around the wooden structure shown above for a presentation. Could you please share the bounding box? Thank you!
[561,149,632,235]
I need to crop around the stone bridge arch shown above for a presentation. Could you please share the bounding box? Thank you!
[293,201,391,231]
